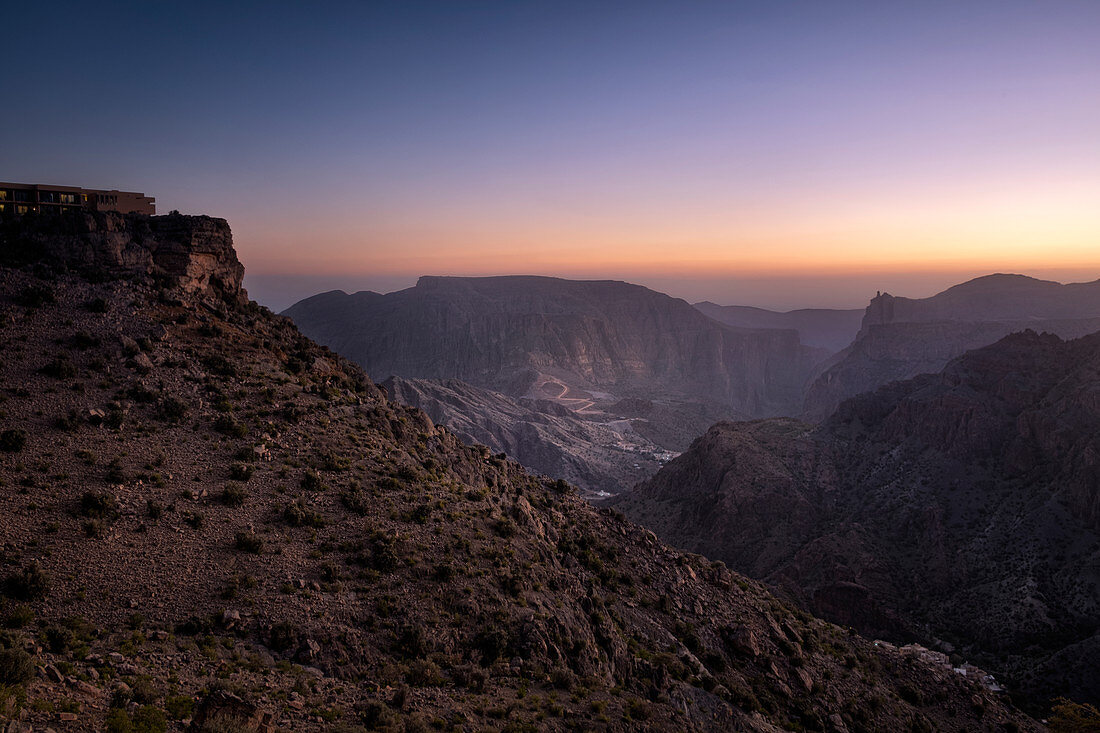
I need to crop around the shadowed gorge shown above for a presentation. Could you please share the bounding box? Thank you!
[614,329,1100,709]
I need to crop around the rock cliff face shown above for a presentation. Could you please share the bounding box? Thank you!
[694,302,863,354]
[804,274,1100,419]
[614,330,1100,708]
[0,212,1037,731]
[382,376,673,497]
[0,210,245,303]
[284,276,820,418]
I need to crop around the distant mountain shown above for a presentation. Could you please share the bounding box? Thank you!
[285,275,823,418]
[382,376,674,497]
[804,274,1100,418]
[613,329,1100,708]
[694,302,863,354]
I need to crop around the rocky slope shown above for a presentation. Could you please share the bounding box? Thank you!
[693,302,863,355]
[381,376,674,498]
[614,330,1100,709]
[284,276,821,419]
[0,211,1038,732]
[804,274,1100,419]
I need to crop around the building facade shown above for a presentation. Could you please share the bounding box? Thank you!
[0,182,155,216]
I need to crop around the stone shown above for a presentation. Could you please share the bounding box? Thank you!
[724,625,761,658]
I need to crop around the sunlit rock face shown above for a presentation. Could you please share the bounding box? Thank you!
[285,275,820,418]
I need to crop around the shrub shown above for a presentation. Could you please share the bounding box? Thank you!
[320,452,351,472]
[40,356,77,379]
[146,500,165,519]
[339,487,369,515]
[472,628,508,665]
[228,463,253,481]
[282,501,325,528]
[70,330,100,350]
[0,429,27,453]
[131,705,167,733]
[220,483,248,507]
[158,397,189,423]
[213,416,248,438]
[234,532,263,554]
[45,625,74,653]
[364,533,399,573]
[55,411,83,432]
[300,470,324,491]
[452,663,488,691]
[0,648,34,686]
[202,354,237,377]
[404,503,432,524]
[268,621,299,652]
[80,489,117,517]
[492,517,517,538]
[405,659,443,686]
[431,563,454,583]
[130,677,158,704]
[899,684,924,706]
[393,625,427,659]
[1049,697,1100,732]
[2,603,33,629]
[2,564,49,600]
[165,694,194,720]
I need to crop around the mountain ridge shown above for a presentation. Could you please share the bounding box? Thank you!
[804,273,1100,418]
[0,211,1037,731]
[615,328,1100,709]
[284,275,823,419]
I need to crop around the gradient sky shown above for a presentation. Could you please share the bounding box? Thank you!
[3,0,1098,311]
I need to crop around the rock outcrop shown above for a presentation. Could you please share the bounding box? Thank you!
[0,210,245,303]
[614,329,1100,708]
[803,274,1100,419]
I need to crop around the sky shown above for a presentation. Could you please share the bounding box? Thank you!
[3,0,1098,312]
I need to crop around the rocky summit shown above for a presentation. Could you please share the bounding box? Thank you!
[803,274,1100,419]
[0,212,1040,731]
[614,329,1100,711]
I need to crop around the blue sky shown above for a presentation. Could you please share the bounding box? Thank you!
[4,1,1099,310]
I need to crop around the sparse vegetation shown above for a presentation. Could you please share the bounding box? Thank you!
[234,531,263,554]
[0,429,27,452]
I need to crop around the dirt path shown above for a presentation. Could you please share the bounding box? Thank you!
[533,376,601,414]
